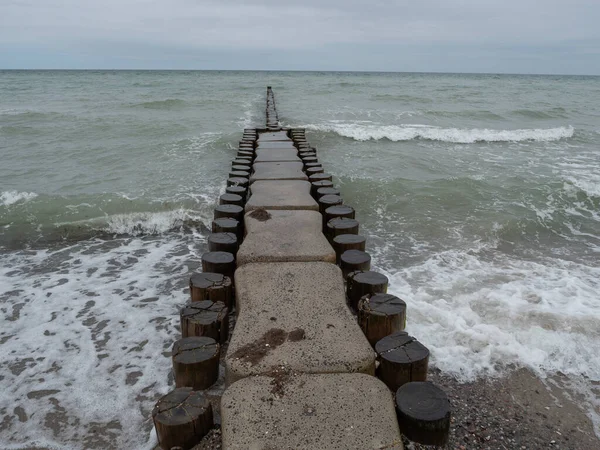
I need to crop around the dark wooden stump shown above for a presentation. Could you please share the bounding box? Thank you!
[332,234,366,263]
[304,162,323,170]
[189,272,233,307]
[346,270,388,309]
[225,185,247,200]
[201,251,235,280]
[316,187,340,199]
[211,217,240,239]
[358,293,406,345]
[395,382,451,446]
[180,300,229,343]
[152,387,213,450]
[306,166,324,177]
[311,180,334,198]
[376,331,429,391]
[214,204,244,222]
[340,250,371,279]
[318,194,343,215]
[301,156,319,164]
[172,336,220,390]
[219,193,244,207]
[228,170,250,180]
[207,232,238,255]
[226,177,249,188]
[324,204,355,223]
[231,164,251,172]
[299,151,316,158]
[309,173,332,183]
[231,158,252,168]
[326,217,359,240]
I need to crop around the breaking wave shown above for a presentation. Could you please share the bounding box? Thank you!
[304,122,575,143]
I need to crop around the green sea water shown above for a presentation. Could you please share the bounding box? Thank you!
[1,70,599,448]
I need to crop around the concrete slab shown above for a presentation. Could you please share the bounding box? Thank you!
[256,140,296,149]
[245,180,318,211]
[221,373,402,449]
[254,148,300,163]
[257,131,290,141]
[225,262,375,383]
[237,210,334,265]
[250,161,307,183]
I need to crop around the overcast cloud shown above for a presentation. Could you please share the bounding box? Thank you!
[1,0,599,74]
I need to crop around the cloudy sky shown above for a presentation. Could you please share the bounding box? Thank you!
[1,0,599,74]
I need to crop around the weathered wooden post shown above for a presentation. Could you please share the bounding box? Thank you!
[340,250,371,278]
[310,180,334,198]
[152,388,213,450]
[189,272,233,307]
[214,204,244,223]
[219,193,244,207]
[395,382,451,446]
[376,331,429,391]
[326,217,359,240]
[318,194,343,214]
[201,251,235,281]
[346,270,388,309]
[332,234,366,263]
[357,293,406,345]
[180,300,229,343]
[207,232,239,255]
[211,217,240,239]
[172,336,220,390]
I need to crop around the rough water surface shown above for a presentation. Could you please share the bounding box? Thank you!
[1,70,599,448]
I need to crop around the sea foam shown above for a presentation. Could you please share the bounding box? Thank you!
[304,122,575,143]
[0,190,38,207]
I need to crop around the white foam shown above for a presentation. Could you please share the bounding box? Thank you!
[0,233,201,448]
[101,208,206,235]
[0,190,38,207]
[303,122,575,143]
[376,248,600,380]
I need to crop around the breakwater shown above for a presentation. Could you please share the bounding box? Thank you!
[151,87,450,449]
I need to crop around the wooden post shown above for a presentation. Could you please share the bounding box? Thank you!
[346,270,388,309]
[301,156,319,164]
[332,234,366,263]
[212,217,240,239]
[306,166,324,177]
[395,382,451,446]
[326,217,359,240]
[207,232,239,255]
[232,163,251,171]
[318,194,343,215]
[172,336,220,390]
[309,173,332,183]
[232,158,252,168]
[201,251,235,281]
[358,293,406,345]
[376,331,429,391]
[152,388,213,450]
[229,170,250,179]
[316,187,340,199]
[310,180,334,198]
[189,272,233,307]
[226,177,249,188]
[180,300,229,343]
[225,185,247,200]
[324,204,355,222]
[219,193,244,207]
[214,204,244,222]
[304,162,323,170]
[340,250,371,279]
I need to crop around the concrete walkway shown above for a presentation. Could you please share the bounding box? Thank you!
[220,91,402,449]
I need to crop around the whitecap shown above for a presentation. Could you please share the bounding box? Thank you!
[0,190,38,206]
[303,122,575,144]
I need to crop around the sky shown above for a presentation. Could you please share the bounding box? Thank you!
[1,0,599,74]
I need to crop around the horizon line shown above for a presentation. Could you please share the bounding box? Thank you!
[1,68,599,77]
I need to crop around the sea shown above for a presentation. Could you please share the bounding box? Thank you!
[1,70,599,448]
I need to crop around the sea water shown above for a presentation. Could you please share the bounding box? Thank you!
[1,70,599,448]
